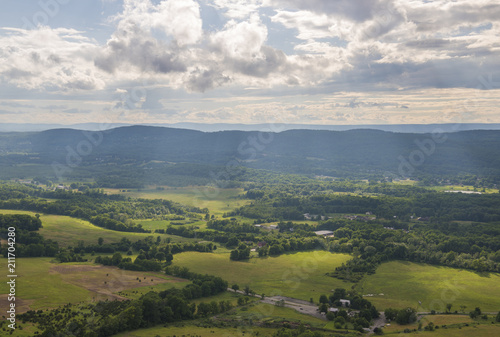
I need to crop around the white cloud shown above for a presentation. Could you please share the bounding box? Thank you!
[0,27,104,92]
[210,0,265,19]
[2,0,500,125]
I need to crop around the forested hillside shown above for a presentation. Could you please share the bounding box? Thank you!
[1,126,500,186]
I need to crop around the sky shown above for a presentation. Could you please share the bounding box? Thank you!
[0,0,499,126]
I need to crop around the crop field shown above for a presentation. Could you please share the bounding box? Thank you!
[0,258,188,312]
[105,186,251,217]
[358,261,500,312]
[171,251,354,301]
[0,209,196,246]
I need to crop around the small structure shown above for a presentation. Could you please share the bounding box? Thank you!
[339,299,351,307]
[314,230,335,237]
[328,307,339,313]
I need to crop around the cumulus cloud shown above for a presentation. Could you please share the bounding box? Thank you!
[1,0,500,101]
[210,0,265,19]
[0,27,103,92]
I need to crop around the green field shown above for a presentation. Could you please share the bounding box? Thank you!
[430,184,499,194]
[0,258,189,311]
[136,219,207,231]
[114,324,275,337]
[171,251,353,301]
[359,261,500,312]
[105,186,251,217]
[381,314,500,336]
[0,209,196,246]
[384,323,500,337]
[232,302,326,327]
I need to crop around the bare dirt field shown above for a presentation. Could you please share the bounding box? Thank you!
[49,264,184,301]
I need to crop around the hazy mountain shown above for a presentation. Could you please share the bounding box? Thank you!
[2,125,500,181]
[2,122,500,133]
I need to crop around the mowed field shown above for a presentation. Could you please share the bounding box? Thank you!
[0,258,189,312]
[105,186,251,217]
[359,261,500,312]
[0,209,196,246]
[171,251,353,301]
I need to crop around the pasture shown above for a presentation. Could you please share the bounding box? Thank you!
[105,186,251,217]
[359,261,500,312]
[0,209,196,246]
[232,301,326,327]
[114,325,275,337]
[171,251,353,301]
[0,258,188,312]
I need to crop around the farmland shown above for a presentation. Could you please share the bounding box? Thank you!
[171,250,354,301]
[358,261,500,312]
[0,258,188,311]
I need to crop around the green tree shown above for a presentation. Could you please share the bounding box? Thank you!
[319,303,329,313]
[230,249,239,260]
[111,252,123,266]
[155,252,166,262]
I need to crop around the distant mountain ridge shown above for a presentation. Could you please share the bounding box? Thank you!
[2,125,500,182]
[2,122,500,133]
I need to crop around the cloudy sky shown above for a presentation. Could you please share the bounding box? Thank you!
[0,0,499,126]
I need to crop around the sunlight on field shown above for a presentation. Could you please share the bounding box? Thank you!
[105,186,251,216]
[359,261,500,312]
[431,185,499,194]
[172,251,353,301]
[0,258,187,312]
[0,209,196,246]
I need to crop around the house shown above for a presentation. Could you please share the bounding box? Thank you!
[339,299,351,307]
[314,230,335,237]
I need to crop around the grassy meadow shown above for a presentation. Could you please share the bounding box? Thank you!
[104,186,251,217]
[171,250,353,301]
[0,209,196,246]
[358,261,500,312]
[114,324,275,337]
[0,258,189,311]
